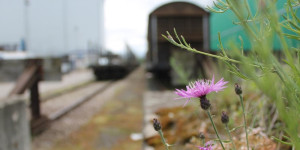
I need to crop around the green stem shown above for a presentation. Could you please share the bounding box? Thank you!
[162,34,263,68]
[271,136,293,146]
[202,139,205,147]
[225,124,237,150]
[206,109,226,150]
[158,129,170,150]
[239,94,250,150]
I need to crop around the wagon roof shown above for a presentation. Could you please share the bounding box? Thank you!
[149,1,209,16]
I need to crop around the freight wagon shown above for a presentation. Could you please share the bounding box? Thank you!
[146,1,299,85]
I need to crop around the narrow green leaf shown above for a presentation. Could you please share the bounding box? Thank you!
[217,0,228,6]
[173,28,183,45]
[213,1,228,10]
[271,136,293,145]
[230,125,244,132]
[283,33,300,40]
[239,36,244,56]
[206,6,227,13]
[218,32,227,57]
[181,35,189,47]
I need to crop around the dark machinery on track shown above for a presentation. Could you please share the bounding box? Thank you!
[91,46,138,80]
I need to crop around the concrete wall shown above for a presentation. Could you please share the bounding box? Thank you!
[0,58,61,82]
[0,97,31,150]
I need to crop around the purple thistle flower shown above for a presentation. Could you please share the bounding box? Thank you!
[197,146,213,150]
[197,141,214,150]
[175,75,228,106]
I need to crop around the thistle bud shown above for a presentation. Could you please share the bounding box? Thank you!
[234,83,242,95]
[199,132,205,140]
[200,96,211,110]
[153,118,161,131]
[221,111,229,124]
[167,35,174,41]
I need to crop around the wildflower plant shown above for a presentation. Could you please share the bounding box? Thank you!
[234,84,249,149]
[162,0,300,149]
[153,118,172,150]
[153,80,250,149]
[221,111,237,150]
[175,77,228,149]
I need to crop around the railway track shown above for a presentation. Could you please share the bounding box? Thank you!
[32,67,143,149]
[32,80,114,134]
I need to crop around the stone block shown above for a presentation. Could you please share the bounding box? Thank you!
[0,97,31,150]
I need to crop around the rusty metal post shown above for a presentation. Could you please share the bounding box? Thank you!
[30,78,41,120]
[7,59,52,134]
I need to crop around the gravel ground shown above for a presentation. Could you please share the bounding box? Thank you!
[32,67,144,150]
[31,67,183,150]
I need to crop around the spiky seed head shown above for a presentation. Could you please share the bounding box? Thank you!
[153,118,161,131]
[199,132,205,140]
[234,83,242,95]
[221,111,229,124]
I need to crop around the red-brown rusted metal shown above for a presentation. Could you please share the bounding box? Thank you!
[8,59,44,121]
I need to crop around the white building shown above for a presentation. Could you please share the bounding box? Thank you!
[0,0,105,57]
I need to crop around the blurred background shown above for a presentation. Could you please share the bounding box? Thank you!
[0,0,297,150]
[0,0,213,61]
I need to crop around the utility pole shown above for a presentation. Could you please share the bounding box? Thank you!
[24,0,30,51]
[63,0,69,54]
[98,0,104,56]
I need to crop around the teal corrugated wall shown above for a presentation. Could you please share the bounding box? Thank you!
[210,0,299,51]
